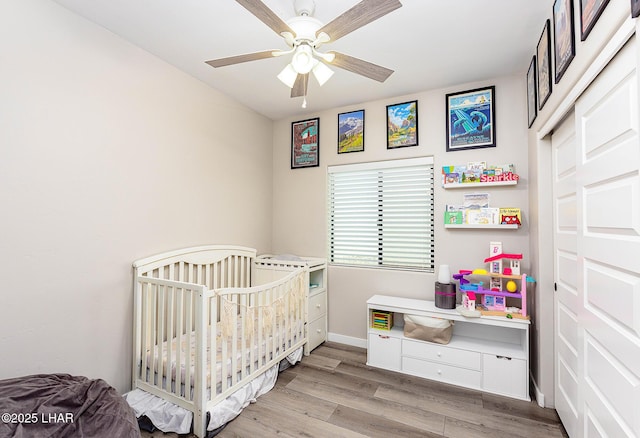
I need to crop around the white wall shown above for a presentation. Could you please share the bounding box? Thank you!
[272,75,529,341]
[0,0,273,393]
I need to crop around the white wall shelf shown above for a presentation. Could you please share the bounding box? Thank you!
[443,180,518,189]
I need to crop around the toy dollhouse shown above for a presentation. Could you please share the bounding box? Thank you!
[456,242,530,319]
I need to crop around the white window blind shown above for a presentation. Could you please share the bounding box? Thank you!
[328,157,434,271]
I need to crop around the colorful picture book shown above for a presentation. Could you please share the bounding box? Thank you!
[499,208,522,226]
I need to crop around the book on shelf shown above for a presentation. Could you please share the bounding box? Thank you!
[499,208,522,226]
[463,193,490,209]
[444,210,464,225]
[467,208,499,225]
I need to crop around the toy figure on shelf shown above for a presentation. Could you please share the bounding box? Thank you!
[454,242,531,319]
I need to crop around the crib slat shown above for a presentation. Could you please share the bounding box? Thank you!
[165,287,175,392]
[149,284,157,384]
[254,294,261,374]
[158,285,165,388]
[239,295,245,383]
[185,288,192,401]
[209,295,217,400]
[194,287,207,435]
[140,282,148,381]
[221,310,228,393]
[234,255,239,287]
[175,287,183,396]
[231,298,238,386]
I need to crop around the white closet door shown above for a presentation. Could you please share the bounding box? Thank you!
[552,110,580,437]
[553,37,640,437]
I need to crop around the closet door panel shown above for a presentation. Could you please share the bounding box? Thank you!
[574,38,640,437]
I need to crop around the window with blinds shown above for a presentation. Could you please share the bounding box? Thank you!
[327,157,434,271]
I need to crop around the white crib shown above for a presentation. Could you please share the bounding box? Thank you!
[131,245,309,437]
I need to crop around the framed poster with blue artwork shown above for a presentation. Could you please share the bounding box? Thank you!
[445,86,496,152]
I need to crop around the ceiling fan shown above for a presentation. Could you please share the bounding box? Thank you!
[206,0,402,106]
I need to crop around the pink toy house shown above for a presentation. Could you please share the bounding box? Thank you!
[462,291,476,311]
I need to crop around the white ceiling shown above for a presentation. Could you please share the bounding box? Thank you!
[52,0,551,120]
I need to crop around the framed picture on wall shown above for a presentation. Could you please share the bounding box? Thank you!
[553,0,576,84]
[337,110,365,154]
[445,86,496,151]
[537,20,552,110]
[386,100,418,149]
[527,56,538,128]
[291,117,320,169]
[579,0,610,41]
[632,0,640,18]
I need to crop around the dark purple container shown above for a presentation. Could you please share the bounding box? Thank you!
[435,281,456,309]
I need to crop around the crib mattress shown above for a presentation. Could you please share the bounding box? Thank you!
[144,318,303,389]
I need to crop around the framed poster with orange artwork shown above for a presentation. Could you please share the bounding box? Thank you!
[291,118,320,169]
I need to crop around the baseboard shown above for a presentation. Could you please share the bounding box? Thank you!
[327,332,367,349]
[530,373,545,408]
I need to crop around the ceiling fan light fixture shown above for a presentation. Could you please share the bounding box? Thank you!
[291,45,314,74]
[312,61,334,86]
[277,63,298,88]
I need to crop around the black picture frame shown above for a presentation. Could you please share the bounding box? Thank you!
[291,118,320,169]
[386,101,418,149]
[579,0,610,41]
[445,86,496,152]
[553,0,576,84]
[632,0,640,17]
[337,110,365,154]
[527,56,538,128]
[537,20,553,110]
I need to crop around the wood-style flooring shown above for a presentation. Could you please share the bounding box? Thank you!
[141,342,567,438]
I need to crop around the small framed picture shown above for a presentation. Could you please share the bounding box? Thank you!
[445,86,496,151]
[632,0,640,18]
[386,101,418,149]
[337,110,365,154]
[553,0,576,84]
[291,117,319,169]
[579,0,610,41]
[537,20,552,110]
[527,56,538,128]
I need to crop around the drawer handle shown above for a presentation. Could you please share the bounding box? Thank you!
[378,335,390,339]
[496,355,512,361]
[437,352,442,357]
[316,304,321,308]
[437,369,442,375]
[316,329,322,334]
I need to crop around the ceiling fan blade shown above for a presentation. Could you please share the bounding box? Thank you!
[205,50,275,68]
[235,0,295,36]
[291,74,309,98]
[317,0,402,42]
[329,52,394,82]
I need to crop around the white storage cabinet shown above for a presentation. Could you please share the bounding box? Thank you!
[367,295,530,401]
